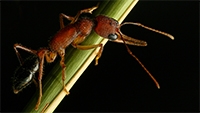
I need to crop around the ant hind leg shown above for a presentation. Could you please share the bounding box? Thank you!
[35,49,48,110]
[14,43,37,65]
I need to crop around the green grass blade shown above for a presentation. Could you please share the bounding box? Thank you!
[23,0,138,112]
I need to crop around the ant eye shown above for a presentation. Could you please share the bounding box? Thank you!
[108,33,117,40]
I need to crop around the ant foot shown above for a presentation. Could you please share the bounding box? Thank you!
[95,57,99,66]
[63,87,70,95]
[81,5,98,14]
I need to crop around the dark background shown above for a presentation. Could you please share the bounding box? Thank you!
[1,1,198,112]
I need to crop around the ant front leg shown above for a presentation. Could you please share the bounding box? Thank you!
[59,4,98,28]
[71,37,103,65]
[72,44,103,65]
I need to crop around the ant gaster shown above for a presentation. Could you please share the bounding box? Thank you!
[12,4,174,110]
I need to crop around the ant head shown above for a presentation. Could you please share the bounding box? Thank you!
[94,15,147,46]
[94,15,119,40]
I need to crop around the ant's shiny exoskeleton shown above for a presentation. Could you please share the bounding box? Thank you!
[12,4,174,110]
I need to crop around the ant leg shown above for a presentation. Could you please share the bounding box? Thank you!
[14,43,37,65]
[59,13,74,29]
[33,78,38,88]
[72,4,98,24]
[72,41,103,66]
[58,49,70,95]
[35,49,48,110]
[59,4,98,27]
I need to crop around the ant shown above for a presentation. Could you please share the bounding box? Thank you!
[12,4,174,110]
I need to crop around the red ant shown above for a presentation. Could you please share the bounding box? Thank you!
[12,4,174,110]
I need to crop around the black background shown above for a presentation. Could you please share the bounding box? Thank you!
[1,1,198,112]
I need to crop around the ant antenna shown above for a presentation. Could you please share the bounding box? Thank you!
[116,22,174,89]
[118,30,160,89]
[117,22,175,89]
[120,22,174,40]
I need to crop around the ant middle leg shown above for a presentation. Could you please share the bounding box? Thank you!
[58,49,70,95]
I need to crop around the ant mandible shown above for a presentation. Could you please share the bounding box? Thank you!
[12,4,174,110]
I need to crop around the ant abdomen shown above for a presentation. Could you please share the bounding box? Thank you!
[13,55,39,94]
